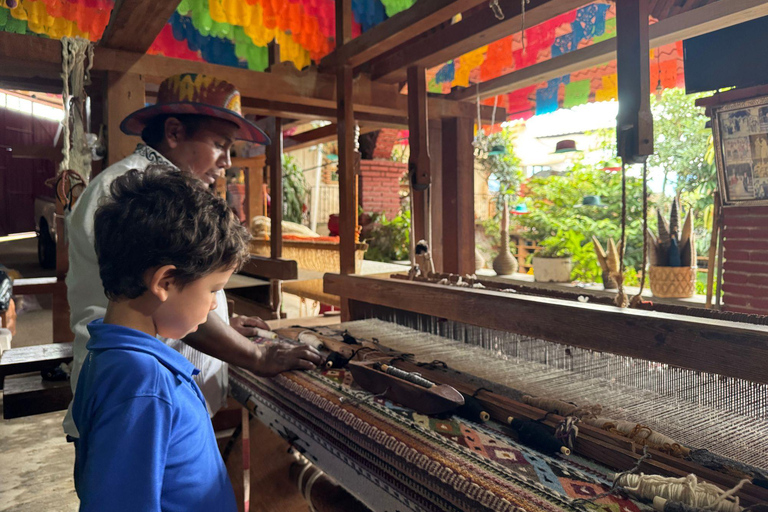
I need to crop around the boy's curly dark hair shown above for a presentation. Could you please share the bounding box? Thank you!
[94,165,251,301]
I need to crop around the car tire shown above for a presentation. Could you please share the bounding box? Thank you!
[38,219,56,269]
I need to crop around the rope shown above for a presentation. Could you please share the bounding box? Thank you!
[521,0,531,49]
[631,160,650,307]
[58,37,93,192]
[615,160,629,308]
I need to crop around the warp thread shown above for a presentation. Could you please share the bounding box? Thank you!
[584,417,690,457]
[616,473,748,512]
[523,395,602,419]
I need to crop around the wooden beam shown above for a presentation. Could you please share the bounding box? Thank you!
[99,0,181,53]
[322,0,487,69]
[408,66,431,245]
[240,256,298,281]
[323,275,768,385]
[369,0,587,84]
[0,32,502,123]
[449,0,768,101]
[106,72,145,164]
[441,117,475,274]
[615,0,653,162]
[9,145,62,163]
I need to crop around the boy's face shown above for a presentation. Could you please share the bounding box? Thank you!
[154,267,234,340]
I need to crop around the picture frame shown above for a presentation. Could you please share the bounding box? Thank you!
[712,94,768,205]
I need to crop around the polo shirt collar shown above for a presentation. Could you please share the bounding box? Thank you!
[86,319,199,381]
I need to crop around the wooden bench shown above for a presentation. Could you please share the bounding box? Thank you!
[1,342,73,419]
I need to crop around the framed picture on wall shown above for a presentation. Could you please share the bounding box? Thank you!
[712,94,768,205]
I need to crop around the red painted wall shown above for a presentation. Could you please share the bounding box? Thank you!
[0,107,58,236]
[721,205,768,315]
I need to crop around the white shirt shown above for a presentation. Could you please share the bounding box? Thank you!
[63,144,229,437]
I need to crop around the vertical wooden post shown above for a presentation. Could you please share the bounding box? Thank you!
[267,41,283,260]
[336,0,355,321]
[244,160,264,227]
[441,116,475,275]
[615,0,653,163]
[429,120,444,272]
[53,200,73,342]
[106,72,144,165]
[267,117,283,260]
[407,66,431,246]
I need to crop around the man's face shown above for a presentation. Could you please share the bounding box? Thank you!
[173,118,238,186]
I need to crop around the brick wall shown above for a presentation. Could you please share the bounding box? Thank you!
[359,160,406,219]
[722,205,768,314]
[372,128,400,160]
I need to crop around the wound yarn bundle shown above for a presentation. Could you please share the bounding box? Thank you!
[615,473,747,512]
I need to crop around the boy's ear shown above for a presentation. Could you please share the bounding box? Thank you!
[148,265,178,302]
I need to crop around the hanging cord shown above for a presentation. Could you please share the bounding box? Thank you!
[614,160,629,308]
[489,0,504,20]
[631,160,651,307]
[521,0,531,49]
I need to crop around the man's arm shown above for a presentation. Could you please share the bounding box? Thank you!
[183,312,322,377]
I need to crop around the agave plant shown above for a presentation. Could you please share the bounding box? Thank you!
[646,198,696,267]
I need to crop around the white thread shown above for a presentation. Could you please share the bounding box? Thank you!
[616,473,747,512]
[59,37,93,183]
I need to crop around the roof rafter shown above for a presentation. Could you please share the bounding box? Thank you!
[99,0,181,53]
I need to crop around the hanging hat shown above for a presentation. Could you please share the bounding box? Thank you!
[120,74,270,145]
[553,139,579,153]
[577,195,607,207]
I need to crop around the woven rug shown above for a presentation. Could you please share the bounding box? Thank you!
[230,332,649,512]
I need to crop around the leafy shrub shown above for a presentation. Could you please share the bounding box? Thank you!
[363,211,411,262]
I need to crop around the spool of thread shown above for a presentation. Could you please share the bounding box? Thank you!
[378,364,434,388]
[325,352,352,369]
[298,332,324,351]
[254,328,278,340]
[455,393,490,423]
[509,418,571,456]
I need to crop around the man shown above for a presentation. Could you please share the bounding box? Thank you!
[63,73,321,438]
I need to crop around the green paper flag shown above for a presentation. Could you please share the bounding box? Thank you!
[563,80,591,109]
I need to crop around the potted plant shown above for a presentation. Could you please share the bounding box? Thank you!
[646,198,697,298]
[532,236,573,283]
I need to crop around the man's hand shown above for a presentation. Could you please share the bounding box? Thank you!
[249,342,323,378]
[230,315,270,336]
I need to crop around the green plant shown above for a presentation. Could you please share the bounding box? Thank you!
[363,210,411,262]
[476,128,524,213]
[282,154,308,224]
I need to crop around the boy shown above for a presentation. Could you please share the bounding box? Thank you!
[72,165,248,511]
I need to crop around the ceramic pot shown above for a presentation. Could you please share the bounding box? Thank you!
[493,198,518,276]
[532,257,572,283]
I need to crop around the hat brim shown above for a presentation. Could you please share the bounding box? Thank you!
[120,102,270,145]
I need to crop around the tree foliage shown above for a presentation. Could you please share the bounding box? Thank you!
[282,154,308,224]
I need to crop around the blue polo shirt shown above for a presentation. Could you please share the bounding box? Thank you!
[72,320,237,512]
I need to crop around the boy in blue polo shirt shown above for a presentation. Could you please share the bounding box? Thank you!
[72,165,249,511]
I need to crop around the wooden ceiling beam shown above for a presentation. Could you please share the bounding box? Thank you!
[368,0,589,84]
[448,0,768,101]
[321,0,488,69]
[240,98,408,128]
[99,0,181,53]
[283,124,378,153]
[0,32,501,122]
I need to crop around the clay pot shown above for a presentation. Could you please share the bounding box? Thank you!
[492,198,518,276]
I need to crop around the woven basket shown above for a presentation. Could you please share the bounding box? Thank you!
[648,266,697,298]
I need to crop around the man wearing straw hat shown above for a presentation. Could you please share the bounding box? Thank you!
[63,73,322,438]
